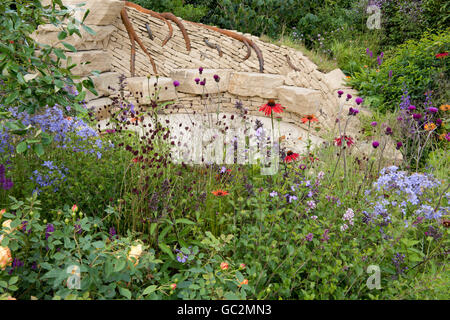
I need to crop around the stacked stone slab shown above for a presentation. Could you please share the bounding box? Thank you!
[34,0,125,117]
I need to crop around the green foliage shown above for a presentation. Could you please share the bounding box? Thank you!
[349,29,450,111]
[133,0,208,21]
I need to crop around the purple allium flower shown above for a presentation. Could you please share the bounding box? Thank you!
[408,105,416,111]
[371,121,378,127]
[200,79,206,86]
[198,67,203,74]
[213,74,220,82]
[426,107,438,114]
[413,113,422,120]
[337,90,344,97]
[305,233,314,241]
[173,80,180,87]
[372,141,380,148]
[396,141,403,150]
[346,94,352,101]
[194,77,200,84]
[355,97,363,105]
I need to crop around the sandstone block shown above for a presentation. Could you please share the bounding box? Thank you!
[276,86,322,116]
[228,72,285,99]
[170,69,233,95]
[63,50,111,76]
[127,76,177,103]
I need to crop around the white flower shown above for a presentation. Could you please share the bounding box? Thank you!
[340,224,349,232]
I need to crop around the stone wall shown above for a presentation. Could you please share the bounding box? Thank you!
[34,0,401,161]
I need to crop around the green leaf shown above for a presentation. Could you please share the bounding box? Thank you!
[16,141,27,153]
[143,285,157,296]
[82,24,96,35]
[176,218,195,225]
[158,243,175,260]
[114,258,126,272]
[61,42,77,52]
[33,143,44,157]
[57,31,67,40]
[119,287,132,299]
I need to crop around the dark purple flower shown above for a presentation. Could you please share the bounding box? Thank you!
[408,105,416,111]
[413,113,422,120]
[173,80,180,87]
[321,229,330,242]
[348,107,359,116]
[355,97,363,105]
[106,129,116,134]
[198,67,203,74]
[213,74,220,82]
[45,223,55,240]
[436,118,442,126]
[305,233,314,241]
[371,121,378,127]
[396,141,403,150]
[372,141,380,148]
[299,164,307,170]
[337,90,344,98]
[199,80,206,86]
[388,70,393,78]
[385,127,393,135]
[109,227,117,240]
[194,77,200,84]
[346,94,352,101]
[426,107,438,114]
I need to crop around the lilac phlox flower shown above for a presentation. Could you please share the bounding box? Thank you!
[305,233,314,241]
[269,191,278,197]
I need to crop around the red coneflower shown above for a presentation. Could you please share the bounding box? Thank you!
[259,99,284,116]
[435,52,449,59]
[212,189,229,196]
[284,150,299,163]
[301,114,319,124]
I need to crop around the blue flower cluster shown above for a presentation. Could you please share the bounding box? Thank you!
[30,161,68,195]
[6,105,113,159]
[364,166,448,224]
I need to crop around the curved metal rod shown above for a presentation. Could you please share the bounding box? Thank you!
[160,12,191,51]
[285,54,301,72]
[121,8,157,74]
[125,1,173,46]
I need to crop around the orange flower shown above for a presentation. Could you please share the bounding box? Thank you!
[259,99,285,116]
[0,246,12,270]
[170,283,177,290]
[212,190,229,196]
[424,123,437,131]
[220,262,229,270]
[238,279,248,287]
[439,104,449,112]
[301,115,318,124]
[364,65,368,68]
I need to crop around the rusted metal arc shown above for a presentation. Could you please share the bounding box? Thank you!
[121,8,157,74]
[242,39,251,61]
[285,55,301,72]
[124,1,173,46]
[187,21,264,73]
[160,12,191,51]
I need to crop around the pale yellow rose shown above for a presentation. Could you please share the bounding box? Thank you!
[0,246,12,270]
[128,244,143,266]
[2,219,14,234]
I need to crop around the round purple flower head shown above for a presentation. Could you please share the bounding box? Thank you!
[346,94,352,101]
[198,67,204,74]
[396,142,403,150]
[413,113,422,120]
[199,80,206,86]
[355,97,363,105]
[426,107,438,114]
[385,127,393,135]
[370,121,377,127]
[173,80,180,87]
[213,74,220,82]
[436,118,442,126]
[372,141,380,148]
[337,90,344,98]
[408,105,416,111]
[194,77,200,84]
[348,107,359,116]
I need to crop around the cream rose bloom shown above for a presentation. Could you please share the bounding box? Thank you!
[128,244,143,265]
[0,246,12,270]
[2,220,14,234]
